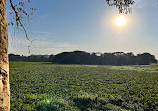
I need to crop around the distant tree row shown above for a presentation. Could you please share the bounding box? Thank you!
[52,51,157,65]
[9,54,54,62]
[9,51,157,65]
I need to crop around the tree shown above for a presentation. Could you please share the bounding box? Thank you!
[0,0,35,110]
[0,0,135,110]
[106,0,135,13]
[136,53,157,65]
[0,0,10,110]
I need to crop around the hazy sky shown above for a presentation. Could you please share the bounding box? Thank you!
[7,0,158,58]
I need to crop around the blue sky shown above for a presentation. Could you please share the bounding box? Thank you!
[7,0,158,58]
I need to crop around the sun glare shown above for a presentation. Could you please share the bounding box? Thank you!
[116,16,126,26]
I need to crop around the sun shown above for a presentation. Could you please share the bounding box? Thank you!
[116,16,126,26]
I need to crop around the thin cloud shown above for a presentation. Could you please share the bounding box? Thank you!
[29,30,55,36]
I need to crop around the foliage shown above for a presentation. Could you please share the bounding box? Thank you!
[9,51,157,65]
[10,62,158,111]
[9,54,51,62]
[106,0,135,14]
[52,51,157,65]
[8,0,36,29]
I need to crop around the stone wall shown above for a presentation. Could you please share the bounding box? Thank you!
[0,0,10,110]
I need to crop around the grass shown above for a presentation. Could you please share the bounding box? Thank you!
[10,62,158,111]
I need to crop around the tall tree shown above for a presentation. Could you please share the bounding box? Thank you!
[0,0,35,110]
[0,0,10,110]
[0,0,135,110]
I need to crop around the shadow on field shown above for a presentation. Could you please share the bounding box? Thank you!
[36,105,58,111]
[35,102,65,111]
[72,97,110,111]
[73,98,92,110]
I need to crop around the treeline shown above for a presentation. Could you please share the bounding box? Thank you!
[52,51,157,65]
[9,51,157,65]
[9,54,54,62]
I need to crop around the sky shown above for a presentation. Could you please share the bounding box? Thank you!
[7,0,158,59]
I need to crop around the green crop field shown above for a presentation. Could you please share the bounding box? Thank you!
[10,62,158,111]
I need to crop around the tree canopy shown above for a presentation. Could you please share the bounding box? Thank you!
[8,0,36,40]
[9,51,157,65]
[106,0,135,13]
